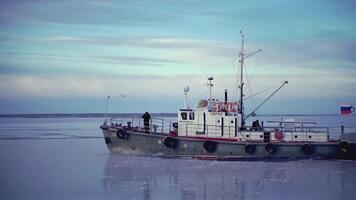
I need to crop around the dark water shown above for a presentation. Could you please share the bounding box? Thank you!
[0,116,355,200]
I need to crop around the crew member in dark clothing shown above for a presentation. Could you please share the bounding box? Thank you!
[142,112,151,133]
[252,120,260,131]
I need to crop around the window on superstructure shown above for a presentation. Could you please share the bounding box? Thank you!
[181,112,187,120]
[189,112,195,120]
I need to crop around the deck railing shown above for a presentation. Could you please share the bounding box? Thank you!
[107,117,173,135]
[105,117,345,140]
[183,123,334,141]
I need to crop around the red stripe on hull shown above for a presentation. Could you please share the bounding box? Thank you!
[176,135,338,144]
[179,136,240,142]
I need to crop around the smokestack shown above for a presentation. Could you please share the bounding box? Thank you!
[224,89,228,116]
[224,89,228,103]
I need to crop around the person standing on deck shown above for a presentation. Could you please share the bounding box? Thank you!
[142,112,151,133]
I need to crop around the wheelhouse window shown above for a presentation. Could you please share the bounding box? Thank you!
[189,112,195,120]
[181,112,187,120]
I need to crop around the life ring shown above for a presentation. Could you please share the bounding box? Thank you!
[163,137,179,149]
[172,122,178,129]
[244,144,256,154]
[339,142,349,154]
[301,144,314,155]
[116,129,129,139]
[265,143,277,154]
[203,141,218,153]
[169,131,178,136]
[274,130,284,140]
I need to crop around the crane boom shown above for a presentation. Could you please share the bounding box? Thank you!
[245,80,288,120]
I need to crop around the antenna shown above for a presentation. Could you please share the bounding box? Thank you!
[183,86,190,108]
[184,86,190,93]
[104,96,110,123]
[104,95,125,124]
[207,77,214,110]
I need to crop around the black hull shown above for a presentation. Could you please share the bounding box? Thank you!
[100,126,354,160]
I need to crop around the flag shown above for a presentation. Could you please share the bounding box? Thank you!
[341,104,355,115]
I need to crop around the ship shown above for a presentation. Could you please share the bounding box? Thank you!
[100,31,356,160]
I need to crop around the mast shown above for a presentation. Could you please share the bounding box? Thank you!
[239,31,245,128]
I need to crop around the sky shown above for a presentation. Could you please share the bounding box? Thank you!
[0,0,355,114]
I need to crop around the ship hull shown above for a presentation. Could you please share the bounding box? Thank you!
[101,126,342,160]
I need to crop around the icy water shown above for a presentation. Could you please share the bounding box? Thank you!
[0,115,356,200]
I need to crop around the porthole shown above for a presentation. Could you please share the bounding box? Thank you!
[308,135,312,139]
[231,120,234,124]
[246,135,250,138]
[260,135,263,138]
[294,135,298,139]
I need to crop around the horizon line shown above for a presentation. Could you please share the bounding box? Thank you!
[0,112,348,118]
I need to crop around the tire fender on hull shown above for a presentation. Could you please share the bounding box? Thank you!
[163,137,179,149]
[203,141,218,153]
[244,144,256,154]
[116,129,129,139]
[265,143,277,154]
[301,144,314,155]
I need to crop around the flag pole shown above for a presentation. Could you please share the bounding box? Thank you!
[340,104,344,135]
[341,114,344,135]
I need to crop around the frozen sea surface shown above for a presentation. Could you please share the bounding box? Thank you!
[0,116,356,200]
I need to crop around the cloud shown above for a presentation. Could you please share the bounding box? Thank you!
[0,0,177,26]
[42,36,236,67]
[1,71,355,100]
[0,36,236,75]
[44,36,232,50]
[0,74,182,98]
[249,34,356,75]
[0,52,184,69]
[90,55,185,66]
[0,72,354,114]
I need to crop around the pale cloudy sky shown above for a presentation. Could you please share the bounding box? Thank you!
[0,0,355,114]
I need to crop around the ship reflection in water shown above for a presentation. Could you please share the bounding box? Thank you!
[102,155,356,200]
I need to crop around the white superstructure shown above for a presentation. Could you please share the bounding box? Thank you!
[177,105,328,142]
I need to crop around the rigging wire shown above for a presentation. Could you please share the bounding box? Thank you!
[245,40,262,50]
[244,81,288,100]
[244,61,255,104]
[232,60,239,103]
[173,39,264,106]
[198,55,239,74]
[241,40,263,112]
[247,50,262,83]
